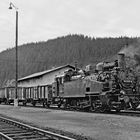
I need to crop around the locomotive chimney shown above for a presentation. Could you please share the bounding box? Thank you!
[118,53,126,70]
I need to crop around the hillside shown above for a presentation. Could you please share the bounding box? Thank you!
[0,34,136,87]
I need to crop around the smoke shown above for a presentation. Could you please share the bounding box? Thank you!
[120,43,140,58]
[134,54,140,65]
[119,38,140,68]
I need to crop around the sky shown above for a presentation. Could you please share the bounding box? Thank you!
[0,0,140,52]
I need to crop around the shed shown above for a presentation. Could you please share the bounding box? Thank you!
[18,65,75,87]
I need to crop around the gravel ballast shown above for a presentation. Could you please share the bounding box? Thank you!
[0,105,140,140]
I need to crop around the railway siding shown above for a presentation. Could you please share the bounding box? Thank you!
[0,115,76,140]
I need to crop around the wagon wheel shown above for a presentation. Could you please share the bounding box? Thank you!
[6,100,10,105]
[42,102,45,107]
[23,101,26,106]
[46,103,50,108]
[4,100,7,105]
[62,99,67,109]
[32,102,36,106]
[99,103,111,113]
[131,97,139,110]
[115,108,121,112]
[57,103,61,108]
[99,106,106,113]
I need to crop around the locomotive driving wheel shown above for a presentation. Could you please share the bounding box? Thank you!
[89,102,95,112]
[130,97,139,110]
[89,100,100,112]
[99,106,107,113]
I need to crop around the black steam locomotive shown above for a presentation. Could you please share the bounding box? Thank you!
[51,53,140,112]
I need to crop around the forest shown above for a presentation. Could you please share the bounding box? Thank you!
[0,34,137,87]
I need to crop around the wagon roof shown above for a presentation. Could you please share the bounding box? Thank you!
[18,64,75,82]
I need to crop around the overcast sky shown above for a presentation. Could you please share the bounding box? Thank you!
[0,0,139,52]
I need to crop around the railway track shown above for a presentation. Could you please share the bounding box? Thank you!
[0,115,76,140]
[2,103,140,118]
[49,105,140,118]
[117,110,140,117]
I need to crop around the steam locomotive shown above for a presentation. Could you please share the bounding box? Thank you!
[51,53,140,112]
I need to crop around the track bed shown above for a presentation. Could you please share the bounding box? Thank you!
[0,115,75,140]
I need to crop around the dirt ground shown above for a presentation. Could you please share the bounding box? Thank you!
[0,105,140,140]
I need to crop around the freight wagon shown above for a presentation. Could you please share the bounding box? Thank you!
[0,87,7,104]
[0,85,52,107]
[22,85,52,106]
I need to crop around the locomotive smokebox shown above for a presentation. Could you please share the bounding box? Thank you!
[118,53,126,70]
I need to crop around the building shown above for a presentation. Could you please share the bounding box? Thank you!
[18,65,75,87]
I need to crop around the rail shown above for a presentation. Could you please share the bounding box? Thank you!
[0,116,76,140]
